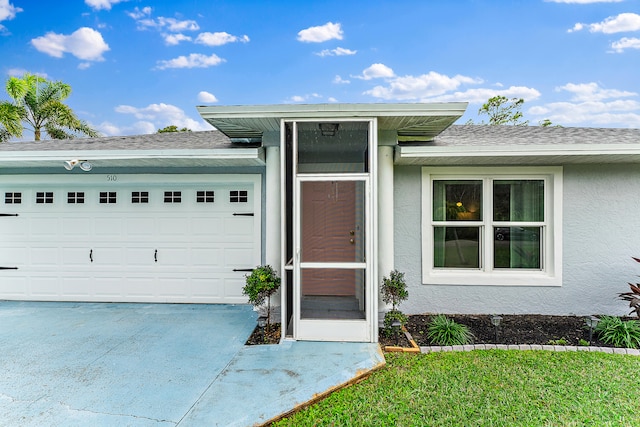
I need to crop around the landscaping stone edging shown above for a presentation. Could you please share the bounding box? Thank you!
[420,344,640,355]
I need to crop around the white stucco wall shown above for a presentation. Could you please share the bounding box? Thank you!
[394,164,640,316]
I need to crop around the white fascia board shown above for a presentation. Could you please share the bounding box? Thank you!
[398,143,640,161]
[197,103,468,119]
[0,148,264,162]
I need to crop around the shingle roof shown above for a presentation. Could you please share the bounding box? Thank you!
[432,125,640,146]
[0,130,250,152]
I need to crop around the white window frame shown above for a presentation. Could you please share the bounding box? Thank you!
[422,166,563,286]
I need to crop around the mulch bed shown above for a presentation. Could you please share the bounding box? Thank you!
[246,323,281,345]
[405,314,621,347]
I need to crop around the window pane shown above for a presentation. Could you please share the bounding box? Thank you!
[493,180,544,222]
[494,226,541,269]
[433,227,480,268]
[433,180,482,221]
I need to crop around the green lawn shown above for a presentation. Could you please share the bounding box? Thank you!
[273,351,640,426]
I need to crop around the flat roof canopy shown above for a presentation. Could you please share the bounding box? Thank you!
[196,103,468,142]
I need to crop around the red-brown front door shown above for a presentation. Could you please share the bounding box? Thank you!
[301,181,359,296]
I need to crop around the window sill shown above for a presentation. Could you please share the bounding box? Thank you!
[423,271,561,287]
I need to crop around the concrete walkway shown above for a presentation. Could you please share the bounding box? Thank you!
[0,302,384,426]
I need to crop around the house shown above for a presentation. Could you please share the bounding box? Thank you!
[2,103,640,343]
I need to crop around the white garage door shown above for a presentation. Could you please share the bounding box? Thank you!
[0,174,261,303]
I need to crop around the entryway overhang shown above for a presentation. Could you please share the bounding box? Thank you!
[196,103,468,142]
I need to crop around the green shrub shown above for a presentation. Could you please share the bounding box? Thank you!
[381,270,409,333]
[427,314,474,346]
[578,338,589,346]
[595,316,640,349]
[242,265,281,332]
[547,338,568,346]
[619,257,640,318]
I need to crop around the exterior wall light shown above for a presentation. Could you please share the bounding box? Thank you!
[64,159,93,171]
[319,123,339,136]
[257,315,267,343]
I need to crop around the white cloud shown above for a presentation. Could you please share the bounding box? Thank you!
[96,120,156,136]
[0,0,22,33]
[611,37,640,52]
[521,82,640,127]
[316,47,357,57]
[354,63,395,80]
[113,102,211,133]
[78,62,92,70]
[158,17,199,32]
[195,31,249,46]
[297,22,343,43]
[126,6,151,20]
[197,91,218,103]
[7,68,48,78]
[286,93,322,103]
[426,86,541,104]
[364,70,482,101]
[85,0,128,11]
[557,82,636,101]
[164,33,192,45]
[333,75,350,84]
[129,8,199,32]
[0,0,21,21]
[569,13,640,33]
[155,53,225,70]
[529,100,640,127]
[31,27,110,61]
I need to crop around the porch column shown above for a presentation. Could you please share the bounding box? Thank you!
[265,145,281,270]
[378,144,394,317]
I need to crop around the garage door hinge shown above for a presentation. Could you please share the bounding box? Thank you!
[233,213,254,216]
[0,266,18,270]
[0,213,18,217]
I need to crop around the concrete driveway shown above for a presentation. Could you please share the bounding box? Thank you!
[0,302,385,426]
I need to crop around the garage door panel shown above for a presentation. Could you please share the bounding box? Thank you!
[31,276,61,296]
[0,175,261,303]
[61,277,91,297]
[0,276,27,297]
[63,217,92,236]
[126,218,155,236]
[30,247,60,267]
[191,248,222,267]
[30,218,59,237]
[94,217,123,237]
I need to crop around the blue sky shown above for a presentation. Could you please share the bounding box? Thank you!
[1,0,640,139]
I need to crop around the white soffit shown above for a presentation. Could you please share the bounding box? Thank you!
[397,144,640,165]
[196,103,469,141]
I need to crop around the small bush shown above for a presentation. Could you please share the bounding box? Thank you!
[619,257,640,318]
[242,265,281,332]
[595,316,640,349]
[381,270,409,335]
[578,339,589,347]
[547,338,568,346]
[427,314,474,346]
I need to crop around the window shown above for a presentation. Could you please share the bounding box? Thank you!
[164,191,181,203]
[230,190,248,203]
[132,191,149,204]
[422,167,562,286]
[197,190,214,203]
[99,192,117,204]
[5,192,21,204]
[36,192,54,204]
[67,192,85,204]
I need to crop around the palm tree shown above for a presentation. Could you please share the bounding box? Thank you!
[0,73,99,142]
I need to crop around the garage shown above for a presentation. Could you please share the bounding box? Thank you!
[0,173,261,303]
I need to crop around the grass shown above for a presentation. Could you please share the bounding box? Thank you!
[273,351,640,426]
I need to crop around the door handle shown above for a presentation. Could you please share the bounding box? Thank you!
[154,249,158,263]
[89,249,93,263]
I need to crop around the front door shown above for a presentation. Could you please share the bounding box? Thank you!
[289,120,375,342]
